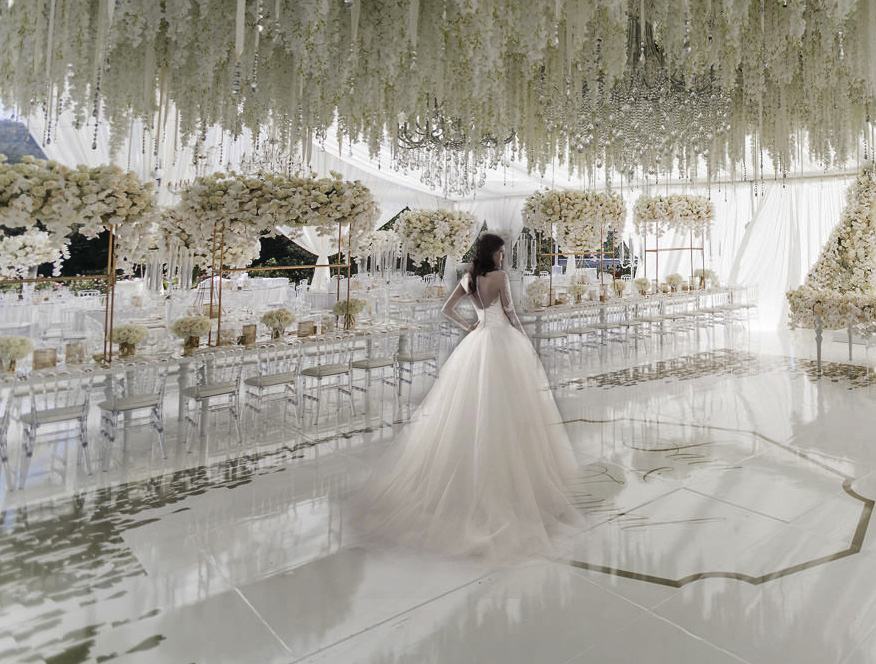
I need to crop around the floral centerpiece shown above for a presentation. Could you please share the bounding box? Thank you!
[525,189,626,255]
[261,308,296,339]
[333,298,367,329]
[633,277,650,295]
[395,209,478,269]
[0,335,34,372]
[633,194,715,237]
[693,268,719,288]
[0,229,68,278]
[613,280,626,296]
[170,316,212,355]
[111,324,149,358]
[523,279,551,309]
[568,283,589,304]
[521,190,552,234]
[666,273,684,291]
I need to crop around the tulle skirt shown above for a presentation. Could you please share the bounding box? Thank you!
[348,320,584,563]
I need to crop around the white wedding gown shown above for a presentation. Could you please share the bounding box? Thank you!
[351,272,582,563]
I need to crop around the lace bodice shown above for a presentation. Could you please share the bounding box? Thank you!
[441,270,524,333]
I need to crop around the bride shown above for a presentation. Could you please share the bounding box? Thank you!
[351,233,582,562]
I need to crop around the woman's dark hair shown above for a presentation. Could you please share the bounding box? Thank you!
[467,233,504,294]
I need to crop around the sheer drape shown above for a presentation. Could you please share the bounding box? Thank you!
[624,178,849,328]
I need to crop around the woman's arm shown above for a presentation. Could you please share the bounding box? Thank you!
[442,278,478,332]
[498,271,525,334]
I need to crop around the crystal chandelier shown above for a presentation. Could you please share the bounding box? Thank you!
[550,17,732,183]
[394,100,514,197]
[238,134,298,176]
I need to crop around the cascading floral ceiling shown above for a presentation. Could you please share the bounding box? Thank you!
[1,0,874,191]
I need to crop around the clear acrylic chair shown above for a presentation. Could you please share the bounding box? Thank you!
[530,310,572,382]
[243,342,301,431]
[0,378,16,489]
[300,333,357,430]
[351,329,401,426]
[396,324,439,418]
[97,358,170,471]
[182,348,245,450]
[20,366,95,486]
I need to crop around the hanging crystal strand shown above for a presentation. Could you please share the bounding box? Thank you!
[251,0,263,92]
[42,0,57,146]
[233,0,246,96]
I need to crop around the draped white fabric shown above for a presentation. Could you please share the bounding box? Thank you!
[625,177,850,329]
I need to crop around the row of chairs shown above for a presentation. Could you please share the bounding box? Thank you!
[0,325,444,488]
[528,292,757,377]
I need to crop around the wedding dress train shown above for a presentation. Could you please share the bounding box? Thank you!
[351,272,582,562]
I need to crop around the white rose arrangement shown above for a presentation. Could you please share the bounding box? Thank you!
[523,279,551,309]
[666,273,684,289]
[260,308,296,332]
[0,156,156,269]
[804,161,876,294]
[633,277,651,294]
[694,268,719,287]
[172,171,379,270]
[333,297,367,329]
[0,335,34,365]
[787,163,876,332]
[521,190,552,234]
[332,298,367,317]
[110,324,149,345]
[634,194,715,237]
[524,189,626,254]
[170,316,212,339]
[787,286,876,331]
[568,283,590,303]
[395,209,478,268]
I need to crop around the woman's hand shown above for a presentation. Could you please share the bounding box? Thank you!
[467,321,480,333]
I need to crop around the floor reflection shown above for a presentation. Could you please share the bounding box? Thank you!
[5,334,876,662]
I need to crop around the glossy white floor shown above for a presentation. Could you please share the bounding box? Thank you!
[4,324,876,663]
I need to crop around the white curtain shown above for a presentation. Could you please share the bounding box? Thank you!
[627,177,849,329]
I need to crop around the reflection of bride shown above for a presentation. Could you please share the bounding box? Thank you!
[352,233,582,562]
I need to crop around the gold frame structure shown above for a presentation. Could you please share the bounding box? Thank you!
[536,224,617,306]
[0,218,355,364]
[205,219,353,344]
[642,229,706,289]
[0,225,119,364]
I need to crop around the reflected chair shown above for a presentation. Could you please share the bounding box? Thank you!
[182,348,245,450]
[97,358,170,471]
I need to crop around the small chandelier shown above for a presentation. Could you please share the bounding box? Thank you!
[394,99,514,197]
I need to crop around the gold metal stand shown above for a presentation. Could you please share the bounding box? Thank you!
[205,219,354,345]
